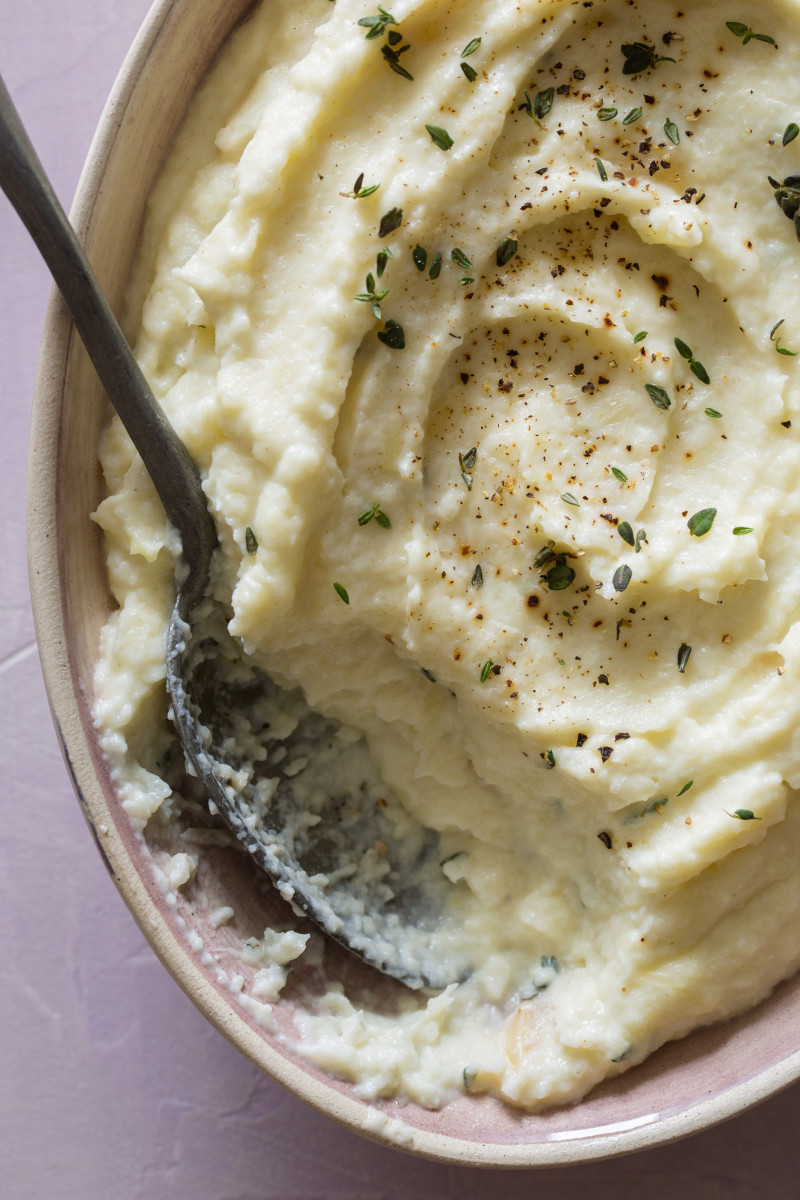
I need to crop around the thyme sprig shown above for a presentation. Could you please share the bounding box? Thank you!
[725,21,776,46]
[341,172,380,199]
[674,337,711,384]
[358,7,396,39]
[770,318,798,356]
[358,502,392,529]
[354,272,389,319]
[621,43,675,75]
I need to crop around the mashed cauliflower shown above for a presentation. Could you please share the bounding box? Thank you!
[94,0,800,1108]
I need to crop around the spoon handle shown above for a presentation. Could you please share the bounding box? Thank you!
[0,72,215,603]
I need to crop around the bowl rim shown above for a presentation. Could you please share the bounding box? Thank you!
[25,0,800,1167]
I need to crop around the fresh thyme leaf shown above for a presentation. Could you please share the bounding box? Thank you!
[705,407,723,418]
[595,157,608,181]
[496,235,518,267]
[544,749,556,769]
[598,106,618,121]
[381,43,414,80]
[768,174,800,240]
[690,359,711,384]
[520,90,534,118]
[677,780,693,796]
[461,62,478,82]
[354,273,389,319]
[633,329,648,343]
[479,659,494,682]
[622,105,643,125]
[677,642,692,673]
[618,521,635,546]
[645,382,672,410]
[784,123,800,146]
[358,7,397,39]
[613,564,633,592]
[342,172,381,198]
[621,42,675,74]
[726,21,776,46]
[461,37,482,58]
[451,247,473,270]
[413,245,428,272]
[674,337,693,360]
[471,564,484,588]
[664,117,680,145]
[333,581,350,604]
[733,526,754,535]
[460,446,478,470]
[727,808,760,820]
[358,502,391,528]
[769,317,798,354]
[377,319,405,349]
[634,528,647,553]
[544,560,576,590]
[460,276,475,286]
[688,507,717,537]
[378,207,403,237]
[612,467,628,483]
[376,247,392,277]
[245,526,258,555]
[426,124,454,151]
[533,87,555,120]
[533,542,556,570]
[429,252,442,279]
[561,492,580,506]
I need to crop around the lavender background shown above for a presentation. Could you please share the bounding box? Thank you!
[2,1,800,1195]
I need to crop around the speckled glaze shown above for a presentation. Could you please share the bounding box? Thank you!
[26,0,800,1166]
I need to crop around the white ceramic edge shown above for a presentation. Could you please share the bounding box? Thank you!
[23,0,800,1169]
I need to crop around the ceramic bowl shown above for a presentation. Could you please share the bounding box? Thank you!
[27,0,800,1166]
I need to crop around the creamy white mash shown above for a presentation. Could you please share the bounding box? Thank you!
[94,0,800,1109]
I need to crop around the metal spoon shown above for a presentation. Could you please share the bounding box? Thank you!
[1,74,467,989]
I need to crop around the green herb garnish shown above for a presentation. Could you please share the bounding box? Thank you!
[674,337,710,384]
[377,319,405,349]
[621,42,675,74]
[767,175,800,240]
[459,446,477,489]
[381,42,414,81]
[544,749,556,769]
[412,245,428,272]
[378,207,403,238]
[451,247,473,270]
[461,62,478,82]
[561,492,580,506]
[612,467,628,483]
[770,318,798,355]
[598,106,618,121]
[733,526,754,535]
[633,330,648,343]
[471,564,484,588]
[595,157,608,181]
[726,21,776,46]
[354,272,389,319]
[705,407,723,418]
[342,172,380,198]
[533,87,555,120]
[688,507,717,537]
[333,581,350,604]
[358,7,397,39]
[635,528,647,553]
[646,382,672,410]
[245,526,258,555]
[544,560,576,591]
[726,808,761,820]
[677,780,693,796]
[618,521,635,546]
[376,246,392,278]
[613,564,633,592]
[784,123,800,146]
[479,659,494,682]
[358,502,392,529]
[462,37,481,57]
[426,124,454,151]
[677,642,692,673]
[664,117,680,145]
[496,236,518,266]
[622,105,643,125]
[429,252,442,279]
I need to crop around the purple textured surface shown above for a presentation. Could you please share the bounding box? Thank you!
[3,1,800,1195]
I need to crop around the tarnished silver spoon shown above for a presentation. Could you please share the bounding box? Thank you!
[1,74,468,989]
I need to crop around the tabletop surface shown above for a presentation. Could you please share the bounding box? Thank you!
[2,1,800,1196]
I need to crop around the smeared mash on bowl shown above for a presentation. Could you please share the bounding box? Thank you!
[94,0,800,1108]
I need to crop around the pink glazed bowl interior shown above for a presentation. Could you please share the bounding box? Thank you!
[26,0,800,1166]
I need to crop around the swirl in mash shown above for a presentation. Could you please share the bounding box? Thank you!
[95,0,800,1107]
